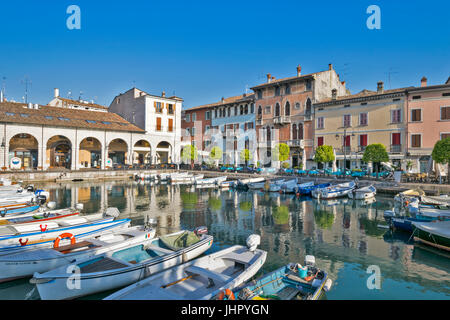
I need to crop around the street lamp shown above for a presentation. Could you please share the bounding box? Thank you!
[335,128,355,173]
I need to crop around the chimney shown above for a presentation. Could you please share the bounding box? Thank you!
[267,73,272,83]
[377,81,384,94]
[331,89,337,100]
[421,76,427,87]
[328,64,333,71]
[54,88,60,98]
[221,97,225,103]
[162,91,166,97]
[297,65,302,77]
[341,81,346,86]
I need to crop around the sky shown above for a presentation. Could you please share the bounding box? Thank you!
[0,0,449,109]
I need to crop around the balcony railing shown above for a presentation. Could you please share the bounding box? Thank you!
[274,116,291,125]
[287,139,305,148]
[390,144,402,153]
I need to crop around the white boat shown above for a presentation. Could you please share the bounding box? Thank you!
[348,185,376,200]
[247,181,267,190]
[284,181,314,194]
[31,228,214,300]
[195,176,227,185]
[103,235,267,300]
[0,225,156,283]
[219,181,235,189]
[236,178,265,190]
[266,179,286,192]
[312,181,356,199]
[0,209,130,254]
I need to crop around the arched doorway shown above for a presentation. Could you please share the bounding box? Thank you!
[47,135,72,169]
[133,140,151,165]
[108,139,128,166]
[156,141,172,164]
[79,137,102,169]
[9,134,38,170]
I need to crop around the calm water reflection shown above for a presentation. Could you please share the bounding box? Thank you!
[1,180,449,300]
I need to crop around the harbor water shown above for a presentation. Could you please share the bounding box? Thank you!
[0,180,449,300]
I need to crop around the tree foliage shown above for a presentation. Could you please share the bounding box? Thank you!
[209,146,223,161]
[272,143,290,162]
[432,138,450,165]
[313,145,335,164]
[181,145,198,162]
[240,149,252,162]
[362,144,389,164]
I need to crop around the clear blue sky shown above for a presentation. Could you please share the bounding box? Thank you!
[0,0,449,109]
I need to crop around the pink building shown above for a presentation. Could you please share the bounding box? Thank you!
[406,76,450,173]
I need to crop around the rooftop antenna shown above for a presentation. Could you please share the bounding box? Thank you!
[21,76,32,104]
[67,89,72,99]
[245,84,249,94]
[0,77,6,102]
[385,68,399,90]
[79,91,83,101]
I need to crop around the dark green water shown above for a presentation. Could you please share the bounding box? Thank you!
[0,180,449,300]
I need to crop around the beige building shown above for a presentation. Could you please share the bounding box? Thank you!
[313,82,407,171]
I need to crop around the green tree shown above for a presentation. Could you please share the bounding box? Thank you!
[362,144,389,174]
[272,143,290,162]
[181,145,198,164]
[240,149,252,166]
[210,146,223,161]
[432,137,450,183]
[313,145,335,168]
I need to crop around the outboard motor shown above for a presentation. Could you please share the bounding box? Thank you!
[305,255,316,268]
[246,234,261,253]
[194,226,208,237]
[75,203,84,211]
[47,201,57,210]
[26,185,35,193]
[36,195,47,205]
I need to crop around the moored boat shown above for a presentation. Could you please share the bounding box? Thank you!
[348,185,376,200]
[234,255,332,300]
[312,181,356,199]
[283,181,314,194]
[103,234,267,300]
[295,183,331,196]
[0,225,156,283]
[411,220,450,251]
[32,228,214,300]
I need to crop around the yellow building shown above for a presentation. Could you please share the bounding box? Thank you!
[313,82,407,171]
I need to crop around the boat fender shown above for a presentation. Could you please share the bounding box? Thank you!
[218,289,235,300]
[54,233,76,248]
[19,238,28,246]
[323,279,333,292]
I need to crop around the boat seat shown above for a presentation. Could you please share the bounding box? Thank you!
[220,252,252,265]
[276,286,301,300]
[185,266,232,283]
[53,241,97,253]
[286,273,313,285]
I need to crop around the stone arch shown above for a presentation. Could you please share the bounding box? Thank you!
[79,137,102,169]
[133,139,152,165]
[108,138,128,166]
[156,141,172,164]
[46,135,72,169]
[8,133,39,170]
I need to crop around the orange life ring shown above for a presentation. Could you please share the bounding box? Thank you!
[53,233,76,248]
[218,289,235,300]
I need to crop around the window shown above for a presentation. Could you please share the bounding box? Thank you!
[305,80,312,91]
[240,105,244,115]
[44,115,53,120]
[343,114,351,127]
[441,106,450,120]
[317,137,324,146]
[305,99,312,114]
[295,103,300,110]
[245,104,248,114]
[234,106,237,116]
[102,121,111,124]
[411,109,422,122]
[86,120,96,124]
[443,93,450,97]
[411,134,421,148]
[292,124,297,139]
[285,102,290,116]
[275,103,280,117]
[186,128,191,136]
[257,90,263,100]
[185,114,190,122]
[257,106,262,117]
[168,104,174,115]
[214,109,217,118]
[251,104,254,113]
[156,117,162,131]
[155,102,163,113]
[441,133,450,140]
[275,87,280,96]
[191,127,196,136]
[5,112,15,116]
[205,125,210,132]
[168,119,173,132]
[412,95,421,100]
[265,106,271,114]
[20,113,29,118]
[344,104,351,108]
[359,113,368,126]
[298,123,304,140]
[344,135,351,147]
[205,111,211,120]
[228,107,231,117]
[317,117,324,129]
[359,134,368,147]
[285,85,291,95]
[392,133,401,145]
[58,117,70,121]
[192,113,197,122]
[391,109,401,123]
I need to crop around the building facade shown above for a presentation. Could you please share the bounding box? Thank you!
[109,88,183,164]
[252,64,348,169]
[313,81,407,171]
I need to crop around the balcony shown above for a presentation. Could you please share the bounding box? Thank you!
[390,144,402,153]
[287,139,305,148]
[273,116,291,125]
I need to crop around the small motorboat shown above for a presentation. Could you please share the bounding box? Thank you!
[234,255,332,300]
[282,181,314,194]
[295,183,331,196]
[32,228,214,300]
[236,178,265,191]
[0,225,156,283]
[348,185,376,200]
[312,181,356,199]
[219,181,235,190]
[411,220,450,251]
[195,176,227,185]
[103,234,267,300]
